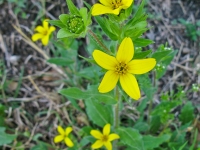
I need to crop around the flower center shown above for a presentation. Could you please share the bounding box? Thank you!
[102,135,108,142]
[111,0,122,9]
[67,15,84,34]
[115,62,127,75]
[43,30,48,36]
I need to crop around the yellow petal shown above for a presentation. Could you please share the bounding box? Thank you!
[121,0,134,8]
[93,50,118,70]
[43,19,49,31]
[92,140,104,149]
[108,133,120,141]
[127,58,156,74]
[104,141,112,150]
[57,126,65,135]
[90,130,103,139]
[103,124,110,136]
[99,0,112,6]
[120,73,140,100]
[34,26,45,33]
[64,137,74,147]
[116,37,134,63]
[48,26,56,34]
[92,4,119,16]
[98,71,119,93]
[54,135,64,143]
[65,127,73,136]
[32,33,44,42]
[41,35,49,46]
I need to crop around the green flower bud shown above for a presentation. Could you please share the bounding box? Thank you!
[48,0,91,39]
[67,15,85,34]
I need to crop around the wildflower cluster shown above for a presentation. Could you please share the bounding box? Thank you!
[31,0,165,149]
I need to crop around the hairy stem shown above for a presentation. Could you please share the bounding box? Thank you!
[113,87,121,150]
[88,29,111,54]
[148,71,156,124]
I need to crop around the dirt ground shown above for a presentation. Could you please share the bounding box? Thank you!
[0,0,200,149]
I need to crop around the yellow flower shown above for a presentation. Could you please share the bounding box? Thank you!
[92,0,133,16]
[90,124,120,150]
[93,37,156,100]
[54,126,74,147]
[32,19,55,46]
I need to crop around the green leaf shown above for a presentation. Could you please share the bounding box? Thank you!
[85,99,113,127]
[134,121,149,132]
[66,0,80,15]
[151,50,173,62]
[196,30,200,36]
[80,136,94,147]
[133,50,152,59]
[95,16,118,41]
[79,7,87,26]
[125,1,133,18]
[48,20,66,28]
[59,86,116,105]
[126,0,147,27]
[179,101,195,124]
[0,127,16,146]
[0,104,6,126]
[137,74,156,100]
[117,127,145,150]
[57,28,77,38]
[47,57,74,66]
[149,115,161,134]
[137,97,148,114]
[59,14,70,25]
[196,20,200,26]
[125,27,148,39]
[143,134,171,149]
[155,50,177,79]
[133,38,154,47]
[30,142,47,150]
[151,101,180,124]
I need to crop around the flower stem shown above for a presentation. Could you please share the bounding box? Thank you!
[114,86,120,129]
[88,29,111,54]
[148,71,156,124]
[113,87,120,150]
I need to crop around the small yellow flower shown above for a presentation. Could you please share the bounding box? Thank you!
[93,37,156,100]
[92,0,133,16]
[54,126,74,147]
[90,124,120,150]
[32,19,55,46]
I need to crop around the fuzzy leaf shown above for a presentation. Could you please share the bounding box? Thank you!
[66,0,80,15]
[79,7,87,26]
[133,50,152,59]
[151,50,172,62]
[95,16,118,41]
[57,28,76,38]
[117,127,145,150]
[143,134,171,149]
[179,102,195,124]
[48,20,66,28]
[133,38,154,47]
[59,14,70,25]
[85,99,113,127]
[59,87,116,105]
[0,127,16,146]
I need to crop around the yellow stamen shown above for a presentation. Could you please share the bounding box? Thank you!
[102,135,109,142]
[112,0,122,9]
[115,62,127,75]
